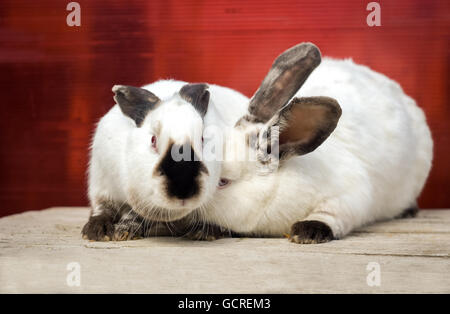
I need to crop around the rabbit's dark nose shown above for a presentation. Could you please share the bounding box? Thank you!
[158,142,207,200]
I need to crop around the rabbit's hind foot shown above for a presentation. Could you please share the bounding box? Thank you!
[289,220,334,244]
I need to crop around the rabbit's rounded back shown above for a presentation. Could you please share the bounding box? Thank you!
[300,58,433,219]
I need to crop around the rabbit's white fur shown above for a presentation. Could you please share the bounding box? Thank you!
[205,58,433,238]
[88,57,432,239]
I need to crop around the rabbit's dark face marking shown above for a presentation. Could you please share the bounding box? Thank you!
[157,140,208,200]
[289,220,334,244]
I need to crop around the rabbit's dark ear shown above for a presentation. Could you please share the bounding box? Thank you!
[276,97,341,157]
[179,83,210,118]
[112,85,160,127]
[248,43,321,123]
[258,96,341,162]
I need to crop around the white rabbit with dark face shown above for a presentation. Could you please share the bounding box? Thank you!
[83,79,249,240]
[83,43,433,244]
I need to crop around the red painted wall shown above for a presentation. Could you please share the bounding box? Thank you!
[0,0,448,216]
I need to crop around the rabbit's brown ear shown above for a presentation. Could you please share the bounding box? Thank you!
[179,83,210,118]
[112,85,160,127]
[276,96,341,157]
[258,96,341,163]
[248,43,321,123]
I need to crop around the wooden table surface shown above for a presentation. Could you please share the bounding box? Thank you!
[0,207,449,293]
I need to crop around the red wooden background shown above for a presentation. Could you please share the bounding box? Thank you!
[0,0,448,217]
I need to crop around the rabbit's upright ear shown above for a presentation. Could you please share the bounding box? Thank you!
[179,83,210,118]
[112,85,160,127]
[247,42,321,123]
[272,96,342,158]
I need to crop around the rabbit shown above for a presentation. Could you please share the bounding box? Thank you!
[82,42,433,244]
[203,43,433,243]
[82,79,249,241]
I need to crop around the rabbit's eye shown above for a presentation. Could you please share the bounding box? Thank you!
[151,135,157,150]
[218,178,230,189]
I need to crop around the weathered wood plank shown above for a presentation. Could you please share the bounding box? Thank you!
[354,210,450,234]
[0,208,449,293]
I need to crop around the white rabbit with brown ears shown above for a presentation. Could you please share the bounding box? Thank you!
[83,43,433,244]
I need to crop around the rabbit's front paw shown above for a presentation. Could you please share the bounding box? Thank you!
[112,220,144,241]
[82,213,115,241]
[184,224,231,241]
[289,220,334,244]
